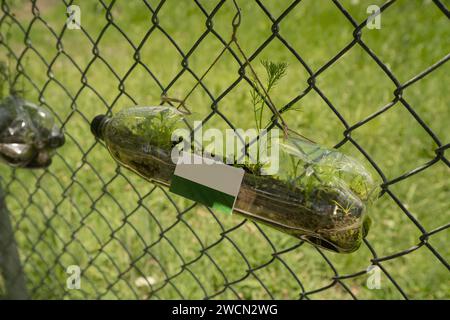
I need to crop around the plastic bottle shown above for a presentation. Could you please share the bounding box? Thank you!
[91,106,378,253]
[0,95,65,168]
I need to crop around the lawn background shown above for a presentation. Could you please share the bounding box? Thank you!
[0,0,448,299]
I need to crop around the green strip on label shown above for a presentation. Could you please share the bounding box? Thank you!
[169,152,244,214]
[170,175,236,214]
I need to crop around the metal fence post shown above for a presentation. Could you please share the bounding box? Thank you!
[0,181,29,300]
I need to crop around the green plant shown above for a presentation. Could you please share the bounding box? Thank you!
[128,107,182,150]
[250,60,288,133]
[243,60,288,173]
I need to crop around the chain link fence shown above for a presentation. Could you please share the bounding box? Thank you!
[0,0,449,299]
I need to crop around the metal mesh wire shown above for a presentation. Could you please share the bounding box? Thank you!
[0,0,448,299]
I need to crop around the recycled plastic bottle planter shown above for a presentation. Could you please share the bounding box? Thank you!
[91,106,378,253]
[0,96,65,168]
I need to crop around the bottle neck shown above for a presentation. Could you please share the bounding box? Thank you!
[90,115,109,141]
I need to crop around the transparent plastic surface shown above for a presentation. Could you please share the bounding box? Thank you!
[236,136,378,253]
[0,95,65,168]
[91,106,379,253]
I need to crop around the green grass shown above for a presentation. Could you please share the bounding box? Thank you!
[0,0,448,299]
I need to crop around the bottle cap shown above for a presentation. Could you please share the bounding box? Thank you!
[90,115,107,140]
[48,134,66,148]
